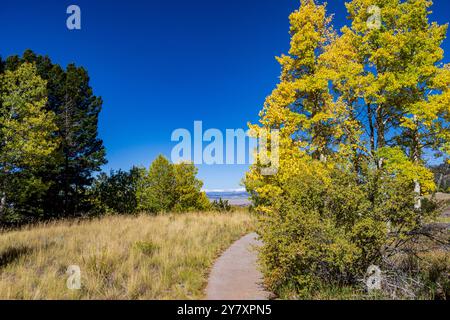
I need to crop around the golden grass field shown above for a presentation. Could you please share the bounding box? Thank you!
[0,211,254,299]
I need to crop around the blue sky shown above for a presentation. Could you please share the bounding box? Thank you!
[1,0,449,190]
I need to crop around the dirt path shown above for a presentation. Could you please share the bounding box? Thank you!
[205,233,272,300]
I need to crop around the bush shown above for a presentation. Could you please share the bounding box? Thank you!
[377,246,450,300]
[246,153,438,298]
[254,162,370,296]
[90,167,143,215]
[212,199,232,212]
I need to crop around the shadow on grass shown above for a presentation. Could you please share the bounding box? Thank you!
[0,246,33,269]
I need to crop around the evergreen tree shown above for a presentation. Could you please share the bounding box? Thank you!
[5,50,107,217]
[90,167,143,215]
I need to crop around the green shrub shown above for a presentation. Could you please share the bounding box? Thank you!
[248,157,438,298]
[212,199,232,212]
[256,167,371,297]
[90,167,144,215]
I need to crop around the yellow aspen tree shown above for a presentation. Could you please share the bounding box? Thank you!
[245,0,337,209]
[344,0,448,204]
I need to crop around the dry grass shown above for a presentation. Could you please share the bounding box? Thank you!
[0,211,254,300]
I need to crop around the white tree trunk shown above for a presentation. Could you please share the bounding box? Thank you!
[0,191,6,218]
[414,180,422,210]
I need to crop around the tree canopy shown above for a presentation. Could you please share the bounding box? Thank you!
[3,50,107,219]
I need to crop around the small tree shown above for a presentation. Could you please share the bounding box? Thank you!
[173,162,210,212]
[136,156,210,213]
[137,155,176,213]
[90,167,143,215]
[212,198,232,212]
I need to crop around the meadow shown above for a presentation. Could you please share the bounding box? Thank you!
[0,211,254,299]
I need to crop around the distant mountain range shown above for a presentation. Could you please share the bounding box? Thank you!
[204,189,251,206]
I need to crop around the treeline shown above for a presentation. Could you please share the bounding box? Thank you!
[246,0,449,299]
[0,50,209,226]
[90,155,210,215]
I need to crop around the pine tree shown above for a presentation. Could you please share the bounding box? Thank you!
[5,50,107,217]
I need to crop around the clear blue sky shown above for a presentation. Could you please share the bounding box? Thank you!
[1,0,449,190]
